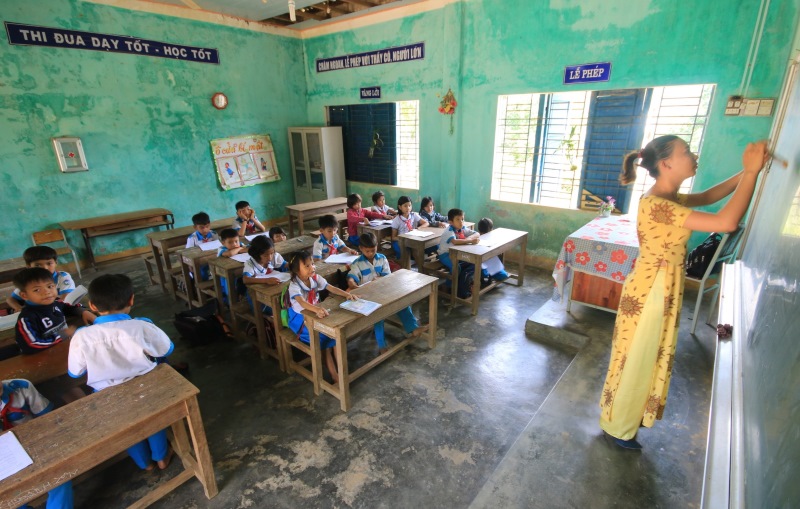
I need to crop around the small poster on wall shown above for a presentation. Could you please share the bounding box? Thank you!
[210,134,280,191]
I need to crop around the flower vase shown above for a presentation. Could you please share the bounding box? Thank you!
[600,209,611,218]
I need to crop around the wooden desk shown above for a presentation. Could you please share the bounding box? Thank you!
[303,269,438,411]
[61,208,174,268]
[0,340,72,384]
[147,217,233,293]
[0,257,26,285]
[0,364,217,509]
[357,222,393,247]
[0,326,15,350]
[178,247,218,308]
[248,261,339,370]
[450,228,528,315]
[286,197,347,237]
[397,223,473,270]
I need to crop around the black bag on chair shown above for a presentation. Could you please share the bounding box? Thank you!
[685,233,722,278]
[173,298,226,346]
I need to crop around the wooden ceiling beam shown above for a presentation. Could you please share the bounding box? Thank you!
[337,0,378,8]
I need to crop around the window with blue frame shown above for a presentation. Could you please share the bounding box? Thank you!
[328,100,419,189]
[490,84,714,213]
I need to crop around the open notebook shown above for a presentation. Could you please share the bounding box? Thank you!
[340,298,381,316]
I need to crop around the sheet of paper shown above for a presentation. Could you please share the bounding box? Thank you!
[478,239,494,247]
[340,298,382,316]
[254,272,292,283]
[325,253,359,264]
[198,240,222,251]
[0,312,20,331]
[231,253,251,263]
[404,230,434,238]
[481,256,504,275]
[369,220,393,226]
[245,232,269,241]
[63,285,88,305]
[0,431,33,481]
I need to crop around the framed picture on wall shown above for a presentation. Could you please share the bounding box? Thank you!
[52,137,89,173]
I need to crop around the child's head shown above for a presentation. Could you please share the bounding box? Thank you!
[448,208,465,228]
[219,228,241,249]
[248,235,275,265]
[397,196,413,216]
[372,191,386,207]
[235,201,251,214]
[88,274,135,313]
[358,232,378,260]
[13,267,57,305]
[22,246,58,273]
[318,215,339,241]
[269,226,287,243]
[477,217,494,234]
[288,251,315,280]
[420,196,435,213]
[192,211,212,235]
[347,193,362,210]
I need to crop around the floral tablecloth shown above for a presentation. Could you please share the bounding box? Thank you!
[552,215,639,301]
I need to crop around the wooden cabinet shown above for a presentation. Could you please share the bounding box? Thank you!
[288,127,346,204]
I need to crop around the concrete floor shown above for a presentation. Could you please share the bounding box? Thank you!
[60,256,715,508]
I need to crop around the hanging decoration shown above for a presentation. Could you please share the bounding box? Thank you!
[438,88,457,135]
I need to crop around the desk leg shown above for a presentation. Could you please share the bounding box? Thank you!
[451,254,460,310]
[307,319,322,396]
[399,238,410,269]
[184,396,219,499]
[81,229,96,269]
[212,269,226,316]
[297,212,305,236]
[150,241,167,293]
[428,283,438,348]
[270,294,289,372]
[517,236,527,287]
[179,258,194,307]
[334,332,350,412]
[470,258,481,316]
[287,211,296,238]
[251,288,269,361]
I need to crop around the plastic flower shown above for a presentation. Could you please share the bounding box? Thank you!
[600,196,616,213]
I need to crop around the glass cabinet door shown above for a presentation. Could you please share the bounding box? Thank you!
[291,131,308,189]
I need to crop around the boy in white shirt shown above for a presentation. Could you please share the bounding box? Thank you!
[68,274,175,472]
[185,211,219,248]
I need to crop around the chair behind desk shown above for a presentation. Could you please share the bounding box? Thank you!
[0,364,218,508]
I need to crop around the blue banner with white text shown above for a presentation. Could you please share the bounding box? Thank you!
[564,62,611,85]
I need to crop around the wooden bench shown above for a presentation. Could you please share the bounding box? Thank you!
[0,364,218,509]
[285,197,348,237]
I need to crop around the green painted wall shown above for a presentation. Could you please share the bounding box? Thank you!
[304,0,800,263]
[0,0,306,260]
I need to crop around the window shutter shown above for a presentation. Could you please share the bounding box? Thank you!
[329,104,397,185]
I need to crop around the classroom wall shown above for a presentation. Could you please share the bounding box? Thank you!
[303,0,800,263]
[0,0,307,261]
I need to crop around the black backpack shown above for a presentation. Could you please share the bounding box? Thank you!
[685,233,722,278]
[173,298,226,346]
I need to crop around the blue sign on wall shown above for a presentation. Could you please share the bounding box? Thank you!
[317,42,424,73]
[564,62,611,85]
[360,87,381,100]
[4,22,220,64]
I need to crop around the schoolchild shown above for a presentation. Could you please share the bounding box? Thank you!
[216,228,246,301]
[347,233,428,353]
[241,235,287,311]
[13,268,95,355]
[268,226,288,243]
[6,246,76,313]
[233,200,266,236]
[313,214,357,260]
[286,251,356,382]
[371,190,396,216]
[419,196,448,227]
[185,211,219,248]
[390,196,429,260]
[67,274,175,472]
[437,208,480,299]
[346,193,391,246]
[1,378,73,508]
[476,217,510,282]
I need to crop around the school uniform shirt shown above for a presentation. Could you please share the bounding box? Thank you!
[346,208,385,237]
[233,215,261,235]
[15,300,85,355]
[11,270,75,303]
[347,253,390,286]
[313,235,347,260]
[288,275,328,313]
[391,212,424,235]
[372,204,394,215]
[438,224,477,255]
[185,230,219,248]
[1,379,53,430]
[420,209,448,228]
[242,252,286,278]
[67,314,174,392]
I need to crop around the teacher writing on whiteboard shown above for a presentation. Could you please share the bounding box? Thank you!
[599,135,768,450]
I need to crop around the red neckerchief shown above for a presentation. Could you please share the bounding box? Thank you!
[306,274,319,305]
[401,214,413,231]
[326,237,339,255]
[454,227,466,240]
[1,401,30,431]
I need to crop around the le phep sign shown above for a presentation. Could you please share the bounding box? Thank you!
[564,62,611,85]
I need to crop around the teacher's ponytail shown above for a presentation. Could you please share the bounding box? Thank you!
[620,151,639,185]
[619,135,683,186]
